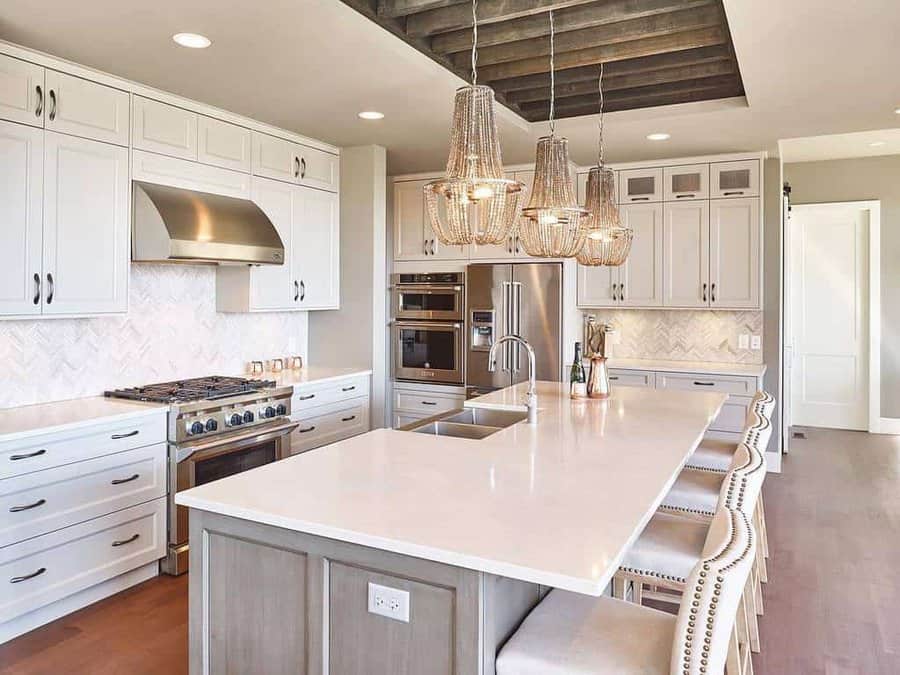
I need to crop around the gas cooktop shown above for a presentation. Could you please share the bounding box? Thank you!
[105,376,277,403]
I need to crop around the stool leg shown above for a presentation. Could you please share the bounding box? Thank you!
[727,626,742,675]
[612,575,628,600]
[758,493,770,559]
[632,577,643,605]
[743,579,761,653]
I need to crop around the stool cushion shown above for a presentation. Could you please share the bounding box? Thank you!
[660,468,724,516]
[496,590,674,675]
[685,438,735,472]
[619,512,708,584]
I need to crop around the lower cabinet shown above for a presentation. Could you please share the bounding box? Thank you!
[392,382,466,428]
[288,374,372,454]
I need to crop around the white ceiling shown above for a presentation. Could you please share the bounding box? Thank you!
[2,0,899,174]
[780,128,900,163]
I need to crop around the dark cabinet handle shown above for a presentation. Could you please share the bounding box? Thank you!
[300,157,306,179]
[48,89,57,121]
[299,280,306,302]
[723,191,744,196]
[421,400,437,406]
[112,533,140,547]
[294,280,300,301]
[611,283,618,301]
[10,498,46,513]
[299,425,316,433]
[35,85,43,117]
[507,236,513,254]
[111,473,140,485]
[341,415,356,422]
[702,282,707,302]
[293,156,300,178]
[619,284,625,302]
[693,381,716,387]
[711,283,717,303]
[10,448,46,461]
[33,273,41,305]
[298,394,315,401]
[46,273,54,304]
[630,196,650,201]
[11,567,46,584]
[675,193,695,199]
[342,386,356,392]
[111,430,139,440]
[609,376,619,381]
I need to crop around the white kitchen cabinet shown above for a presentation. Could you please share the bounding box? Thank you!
[44,71,129,146]
[131,149,251,199]
[197,115,251,172]
[297,144,339,192]
[41,132,129,315]
[393,179,430,260]
[132,96,198,160]
[709,198,760,308]
[218,177,339,311]
[468,171,522,259]
[577,264,618,307]
[711,159,759,199]
[663,200,710,308]
[619,203,664,307]
[251,131,338,192]
[0,121,43,316]
[0,54,45,127]
[619,167,662,203]
[663,164,709,201]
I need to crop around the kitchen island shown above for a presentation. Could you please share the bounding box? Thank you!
[176,382,726,675]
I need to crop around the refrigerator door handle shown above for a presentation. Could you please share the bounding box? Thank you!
[512,281,523,372]
[501,281,512,372]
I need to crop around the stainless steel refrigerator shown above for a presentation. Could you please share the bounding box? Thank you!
[465,262,562,398]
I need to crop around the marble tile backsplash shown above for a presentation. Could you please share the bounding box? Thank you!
[0,265,308,409]
[582,309,763,364]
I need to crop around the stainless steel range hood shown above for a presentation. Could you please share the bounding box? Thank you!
[132,181,284,265]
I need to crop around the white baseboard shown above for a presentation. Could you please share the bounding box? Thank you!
[0,561,159,644]
[877,418,900,435]
[765,451,782,473]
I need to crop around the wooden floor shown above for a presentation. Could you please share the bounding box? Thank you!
[2,427,899,674]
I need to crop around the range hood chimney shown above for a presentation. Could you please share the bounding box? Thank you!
[132,181,284,265]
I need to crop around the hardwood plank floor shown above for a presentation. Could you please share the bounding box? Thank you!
[1,427,898,673]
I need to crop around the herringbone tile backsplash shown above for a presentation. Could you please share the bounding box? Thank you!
[583,309,764,363]
[0,266,308,409]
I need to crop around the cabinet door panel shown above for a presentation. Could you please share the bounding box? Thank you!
[132,96,198,160]
[295,187,339,309]
[249,178,295,310]
[577,264,618,307]
[619,203,663,307]
[709,198,760,308]
[711,159,759,198]
[197,116,251,172]
[619,167,662,203]
[42,133,129,315]
[45,71,129,146]
[297,145,338,192]
[0,121,43,316]
[0,54,44,127]
[663,201,709,307]
[252,132,298,183]
[664,164,709,201]
[394,180,428,260]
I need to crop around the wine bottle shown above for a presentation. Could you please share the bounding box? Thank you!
[570,342,587,399]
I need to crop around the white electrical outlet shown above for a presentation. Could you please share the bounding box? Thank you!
[738,334,750,350]
[368,582,410,623]
[751,335,762,350]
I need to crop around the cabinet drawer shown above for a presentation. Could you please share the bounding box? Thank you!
[0,414,167,480]
[0,498,165,624]
[608,369,655,388]
[297,144,339,192]
[656,372,757,396]
[132,149,250,198]
[132,96,198,160]
[393,389,464,414]
[197,115,251,173]
[709,396,752,434]
[44,71,129,146]
[1,444,166,547]
[292,375,371,413]
[291,398,370,455]
[394,411,429,429]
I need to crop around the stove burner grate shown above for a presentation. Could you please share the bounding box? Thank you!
[105,376,277,403]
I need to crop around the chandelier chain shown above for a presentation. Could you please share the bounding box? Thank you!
[471,0,478,86]
[548,9,556,136]
[597,62,604,167]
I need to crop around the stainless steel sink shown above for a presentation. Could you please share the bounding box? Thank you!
[399,407,527,439]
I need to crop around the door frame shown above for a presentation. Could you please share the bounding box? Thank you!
[783,200,881,435]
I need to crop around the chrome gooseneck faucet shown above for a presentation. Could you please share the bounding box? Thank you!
[488,334,538,424]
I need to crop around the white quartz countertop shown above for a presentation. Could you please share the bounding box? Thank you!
[177,382,725,596]
[607,358,766,378]
[249,366,372,388]
[0,396,167,444]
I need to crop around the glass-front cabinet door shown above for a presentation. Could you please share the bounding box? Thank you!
[711,160,759,199]
[664,164,709,201]
[619,167,662,203]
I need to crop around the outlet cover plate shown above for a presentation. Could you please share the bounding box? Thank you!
[750,335,762,350]
[368,582,410,622]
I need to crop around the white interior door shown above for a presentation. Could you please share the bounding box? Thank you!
[790,203,869,430]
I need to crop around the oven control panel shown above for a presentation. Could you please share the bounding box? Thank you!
[174,395,292,442]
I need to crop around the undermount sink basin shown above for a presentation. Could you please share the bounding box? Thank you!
[400,407,528,439]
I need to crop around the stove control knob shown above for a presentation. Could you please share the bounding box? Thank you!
[276,403,287,416]
[243,410,255,424]
[205,419,218,432]
[262,406,276,419]
[228,413,243,427]
[190,421,205,436]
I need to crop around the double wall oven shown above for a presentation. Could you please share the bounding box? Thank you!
[391,272,465,385]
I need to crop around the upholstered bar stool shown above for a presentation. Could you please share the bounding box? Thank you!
[686,391,775,473]
[496,508,756,675]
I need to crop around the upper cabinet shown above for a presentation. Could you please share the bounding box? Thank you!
[711,159,759,199]
[44,71,129,146]
[393,179,468,261]
[197,115,251,172]
[619,167,662,203]
[132,96,198,160]
[709,198,760,308]
[0,54,45,127]
[663,201,710,308]
[252,132,339,192]
[664,164,709,201]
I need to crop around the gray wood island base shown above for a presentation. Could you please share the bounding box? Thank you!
[189,509,542,675]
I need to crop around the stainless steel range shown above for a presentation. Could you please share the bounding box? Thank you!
[106,376,298,575]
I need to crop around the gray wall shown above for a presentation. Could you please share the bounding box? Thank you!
[309,145,388,427]
[784,155,900,418]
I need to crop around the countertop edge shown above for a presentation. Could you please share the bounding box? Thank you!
[607,359,767,378]
[0,404,168,445]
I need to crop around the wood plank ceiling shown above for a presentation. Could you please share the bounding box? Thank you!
[338,0,745,122]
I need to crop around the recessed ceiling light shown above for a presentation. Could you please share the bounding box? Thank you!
[869,141,887,147]
[647,133,671,141]
[895,107,900,114]
[358,111,385,120]
[172,33,211,49]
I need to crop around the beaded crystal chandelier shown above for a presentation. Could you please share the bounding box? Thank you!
[424,0,526,246]
[518,10,588,258]
[577,63,632,267]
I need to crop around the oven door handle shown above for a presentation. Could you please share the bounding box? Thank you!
[392,320,461,329]
[174,421,300,463]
